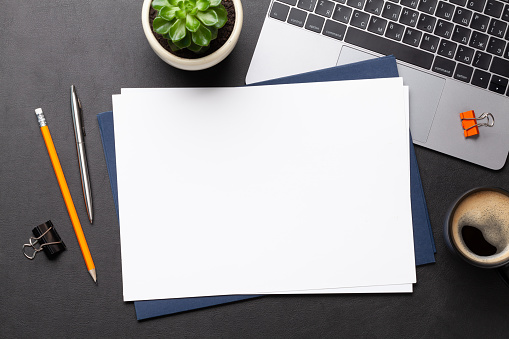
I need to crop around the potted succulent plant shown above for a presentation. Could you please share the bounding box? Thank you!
[142,0,243,70]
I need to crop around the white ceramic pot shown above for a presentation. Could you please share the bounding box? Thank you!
[142,0,243,71]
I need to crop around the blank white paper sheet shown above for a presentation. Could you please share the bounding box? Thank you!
[114,78,416,301]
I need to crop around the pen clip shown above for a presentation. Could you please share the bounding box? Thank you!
[77,96,86,137]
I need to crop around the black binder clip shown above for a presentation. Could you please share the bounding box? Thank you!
[23,220,66,259]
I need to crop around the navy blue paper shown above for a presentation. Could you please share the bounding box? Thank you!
[97,55,435,321]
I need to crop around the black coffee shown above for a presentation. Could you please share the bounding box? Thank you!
[450,190,509,267]
[461,225,497,256]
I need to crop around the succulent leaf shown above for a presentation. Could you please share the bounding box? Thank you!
[192,24,212,46]
[209,26,218,40]
[167,41,182,52]
[209,0,221,6]
[212,5,227,28]
[169,18,187,42]
[153,17,173,35]
[160,6,179,21]
[196,9,218,26]
[152,0,171,10]
[186,13,200,32]
[175,9,186,19]
[185,0,197,11]
[174,31,192,49]
[196,0,210,11]
[187,42,203,53]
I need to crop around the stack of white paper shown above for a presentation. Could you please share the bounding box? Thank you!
[113,78,415,302]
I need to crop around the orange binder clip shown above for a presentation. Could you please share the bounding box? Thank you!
[460,110,494,137]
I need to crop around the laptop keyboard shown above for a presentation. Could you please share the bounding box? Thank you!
[269,0,509,96]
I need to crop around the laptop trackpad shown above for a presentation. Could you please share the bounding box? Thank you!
[398,64,445,143]
[337,46,445,143]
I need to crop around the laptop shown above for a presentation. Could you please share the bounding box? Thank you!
[246,0,509,170]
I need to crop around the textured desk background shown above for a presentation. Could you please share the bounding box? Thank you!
[2,1,509,338]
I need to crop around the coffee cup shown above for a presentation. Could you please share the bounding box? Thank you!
[444,187,509,285]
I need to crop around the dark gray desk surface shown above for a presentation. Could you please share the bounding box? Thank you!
[2,0,509,337]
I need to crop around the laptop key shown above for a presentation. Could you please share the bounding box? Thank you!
[438,39,458,58]
[487,36,506,55]
[453,7,474,26]
[454,63,474,82]
[488,18,508,37]
[432,56,456,76]
[346,0,367,9]
[323,19,348,39]
[421,33,440,52]
[471,13,491,31]
[471,68,491,87]
[436,1,455,20]
[452,25,472,44]
[403,27,423,46]
[400,0,419,8]
[455,45,475,63]
[489,74,508,93]
[288,8,308,27]
[435,19,454,38]
[344,27,435,68]
[270,2,291,21]
[418,0,439,15]
[332,4,353,23]
[400,8,419,26]
[305,13,326,32]
[485,0,504,17]
[503,4,509,22]
[382,2,402,21]
[467,0,487,12]
[469,31,489,49]
[450,0,467,6]
[385,21,405,40]
[490,56,509,77]
[473,50,492,68]
[316,0,336,17]
[365,0,385,15]
[417,13,437,32]
[368,16,389,34]
[298,0,318,11]
[351,10,370,29]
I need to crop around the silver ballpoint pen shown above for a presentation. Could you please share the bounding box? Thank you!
[71,85,93,223]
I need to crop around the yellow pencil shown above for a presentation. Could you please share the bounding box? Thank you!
[35,108,97,283]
